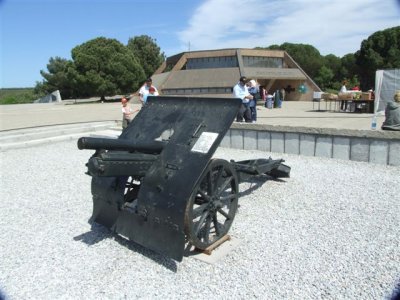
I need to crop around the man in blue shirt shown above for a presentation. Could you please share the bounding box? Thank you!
[233,76,253,122]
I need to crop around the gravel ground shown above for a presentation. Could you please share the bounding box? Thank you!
[0,140,399,300]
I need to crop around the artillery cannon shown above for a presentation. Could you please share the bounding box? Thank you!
[78,96,290,261]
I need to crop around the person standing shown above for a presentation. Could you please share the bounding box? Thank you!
[259,86,267,103]
[233,76,253,122]
[248,79,259,123]
[138,77,159,106]
[121,97,133,129]
[280,87,286,102]
[142,86,157,105]
[339,81,348,111]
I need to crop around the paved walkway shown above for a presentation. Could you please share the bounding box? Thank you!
[0,99,384,131]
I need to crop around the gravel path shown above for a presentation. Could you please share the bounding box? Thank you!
[0,140,399,299]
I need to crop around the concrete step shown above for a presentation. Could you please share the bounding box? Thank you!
[0,122,122,151]
[0,121,118,144]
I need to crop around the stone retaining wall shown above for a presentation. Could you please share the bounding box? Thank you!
[221,124,400,166]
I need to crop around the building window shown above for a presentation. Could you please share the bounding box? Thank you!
[186,56,238,69]
[162,87,231,95]
[242,56,283,68]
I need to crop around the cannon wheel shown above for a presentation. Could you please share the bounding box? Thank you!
[184,159,239,250]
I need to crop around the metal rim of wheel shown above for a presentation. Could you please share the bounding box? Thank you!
[184,159,239,250]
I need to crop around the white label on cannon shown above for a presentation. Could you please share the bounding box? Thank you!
[191,132,219,153]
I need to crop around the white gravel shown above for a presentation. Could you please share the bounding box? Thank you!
[0,140,399,300]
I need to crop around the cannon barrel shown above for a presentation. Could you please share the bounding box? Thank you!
[77,137,165,154]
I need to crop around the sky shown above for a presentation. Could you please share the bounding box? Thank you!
[0,0,399,88]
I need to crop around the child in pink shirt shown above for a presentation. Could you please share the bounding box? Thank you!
[121,97,133,129]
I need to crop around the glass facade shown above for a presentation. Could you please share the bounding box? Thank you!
[242,56,283,68]
[185,55,283,69]
[186,56,238,69]
[162,87,232,95]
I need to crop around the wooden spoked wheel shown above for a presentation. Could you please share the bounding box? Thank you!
[184,159,239,250]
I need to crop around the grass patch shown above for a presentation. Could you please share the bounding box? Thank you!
[0,88,39,104]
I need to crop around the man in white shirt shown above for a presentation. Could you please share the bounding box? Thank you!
[233,76,253,122]
[139,78,159,105]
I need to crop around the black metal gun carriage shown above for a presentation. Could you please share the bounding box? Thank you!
[78,96,290,261]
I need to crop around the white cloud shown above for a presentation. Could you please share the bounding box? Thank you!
[178,0,400,56]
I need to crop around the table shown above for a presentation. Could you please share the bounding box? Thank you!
[312,98,324,111]
[324,99,374,113]
[324,99,340,112]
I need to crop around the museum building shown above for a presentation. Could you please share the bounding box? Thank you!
[150,48,321,101]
